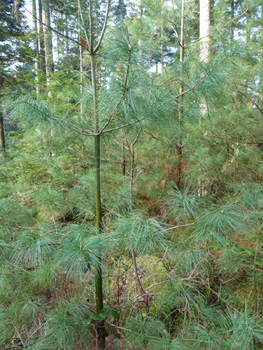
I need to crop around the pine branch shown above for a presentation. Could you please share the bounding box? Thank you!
[99,45,132,134]
[77,0,90,48]
[94,0,111,54]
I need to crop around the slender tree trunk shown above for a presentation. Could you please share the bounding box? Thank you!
[259,6,263,113]
[130,129,141,212]
[244,9,251,95]
[42,0,54,87]
[130,141,135,212]
[38,0,46,77]
[86,1,110,345]
[55,10,60,62]
[199,0,210,195]
[89,1,104,345]
[136,0,143,62]
[61,13,65,59]
[0,112,5,153]
[177,0,185,187]
[66,14,69,57]
[90,54,104,346]
[200,0,210,63]
[122,135,126,176]
[78,2,84,118]
[210,0,214,26]
[230,0,234,42]
[79,48,83,119]
[32,0,40,97]
[90,54,101,232]
[160,0,164,74]
[0,77,5,154]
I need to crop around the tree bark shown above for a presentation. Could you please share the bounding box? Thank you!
[90,0,104,345]
[38,0,46,76]
[78,0,83,118]
[0,112,5,153]
[90,52,104,334]
[32,0,40,96]
[177,0,185,187]
[136,0,143,62]
[161,0,164,74]
[230,0,234,42]
[42,0,54,87]
[122,135,126,176]
[85,1,110,345]
[199,0,210,195]
[200,0,210,63]
[65,14,69,57]
[259,6,263,113]
[0,77,5,153]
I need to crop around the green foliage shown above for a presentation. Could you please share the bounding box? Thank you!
[42,298,92,350]
[165,184,200,222]
[57,225,101,278]
[113,212,168,255]
[193,201,244,245]
[1,0,263,348]
[14,226,57,267]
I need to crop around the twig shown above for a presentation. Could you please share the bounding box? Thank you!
[89,0,94,52]
[165,222,196,231]
[99,45,132,134]
[77,0,90,46]
[94,0,111,53]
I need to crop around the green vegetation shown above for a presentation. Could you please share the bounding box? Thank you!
[1,0,263,349]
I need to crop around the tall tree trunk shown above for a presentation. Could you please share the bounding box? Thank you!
[199,0,210,195]
[259,6,263,113]
[55,10,60,62]
[0,112,5,153]
[210,0,214,26]
[32,0,40,97]
[230,0,234,42]
[160,0,164,74]
[91,51,105,350]
[78,0,83,118]
[136,0,143,62]
[90,54,103,308]
[177,0,185,187]
[61,13,65,59]
[38,0,46,77]
[66,14,69,57]
[89,1,105,346]
[244,9,251,95]
[122,134,126,176]
[200,0,210,63]
[0,76,5,154]
[42,0,54,87]
[79,28,83,119]
[81,1,110,345]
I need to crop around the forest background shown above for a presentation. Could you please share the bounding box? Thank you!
[1,0,263,349]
